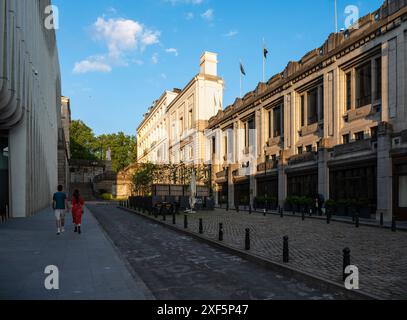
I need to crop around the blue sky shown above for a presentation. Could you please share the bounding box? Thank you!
[53,0,384,136]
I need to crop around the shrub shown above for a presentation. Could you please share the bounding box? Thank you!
[101,193,113,201]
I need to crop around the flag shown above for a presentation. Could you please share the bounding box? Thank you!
[263,47,269,59]
[240,63,246,76]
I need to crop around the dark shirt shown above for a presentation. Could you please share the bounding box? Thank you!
[53,192,67,210]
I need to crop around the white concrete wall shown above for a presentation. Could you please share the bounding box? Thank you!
[0,0,61,217]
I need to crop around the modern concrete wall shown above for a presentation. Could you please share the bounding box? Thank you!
[0,0,61,217]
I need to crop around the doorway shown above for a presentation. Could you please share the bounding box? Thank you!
[0,136,9,221]
[393,156,407,221]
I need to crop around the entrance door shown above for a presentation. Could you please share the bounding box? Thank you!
[394,158,407,221]
[0,137,9,220]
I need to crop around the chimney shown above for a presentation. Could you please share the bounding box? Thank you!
[200,52,218,76]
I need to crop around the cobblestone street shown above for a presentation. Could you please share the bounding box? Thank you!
[134,207,407,299]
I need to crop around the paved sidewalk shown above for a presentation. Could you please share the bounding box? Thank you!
[135,208,407,300]
[0,206,153,300]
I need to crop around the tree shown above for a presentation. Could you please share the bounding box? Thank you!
[70,120,97,160]
[131,163,157,196]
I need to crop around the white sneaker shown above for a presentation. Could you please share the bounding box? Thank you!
[57,228,61,235]
[61,227,65,233]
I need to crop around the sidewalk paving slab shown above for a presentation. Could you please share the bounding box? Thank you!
[0,206,153,300]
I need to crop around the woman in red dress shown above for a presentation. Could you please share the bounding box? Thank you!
[72,189,85,234]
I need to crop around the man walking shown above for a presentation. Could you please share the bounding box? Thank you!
[53,185,69,235]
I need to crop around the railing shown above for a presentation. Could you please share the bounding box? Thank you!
[94,172,117,183]
[257,160,278,172]
[288,152,317,166]
[333,139,373,157]
[216,171,227,179]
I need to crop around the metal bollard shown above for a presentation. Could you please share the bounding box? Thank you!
[380,212,384,227]
[245,229,250,251]
[392,218,397,232]
[199,219,203,234]
[343,248,351,281]
[280,207,284,218]
[302,210,305,221]
[172,212,176,225]
[236,205,240,213]
[226,203,229,211]
[184,215,188,229]
[163,213,166,222]
[249,205,252,215]
[283,236,289,263]
[219,223,224,241]
[355,214,360,228]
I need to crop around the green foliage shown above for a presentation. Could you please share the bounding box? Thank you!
[100,193,113,201]
[131,162,158,196]
[69,120,137,173]
[70,120,97,160]
[325,199,337,209]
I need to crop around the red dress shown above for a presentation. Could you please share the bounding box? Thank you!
[72,197,85,225]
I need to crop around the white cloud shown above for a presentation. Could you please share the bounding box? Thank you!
[165,48,179,56]
[73,16,160,74]
[201,9,214,21]
[73,57,112,74]
[223,30,238,37]
[165,0,204,5]
[93,17,160,58]
[185,12,194,20]
[152,53,159,64]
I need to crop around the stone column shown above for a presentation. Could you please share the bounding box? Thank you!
[278,150,288,209]
[377,122,393,222]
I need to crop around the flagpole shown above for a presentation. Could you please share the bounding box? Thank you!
[240,61,242,98]
[262,38,265,83]
[334,0,338,33]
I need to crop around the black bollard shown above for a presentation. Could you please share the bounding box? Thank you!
[264,208,267,217]
[355,214,360,228]
[236,204,240,213]
[343,248,351,281]
[226,203,229,212]
[283,236,289,263]
[245,229,250,251]
[163,213,166,222]
[380,212,384,227]
[249,205,252,215]
[184,215,188,229]
[327,212,331,224]
[172,212,176,225]
[302,210,305,221]
[199,219,203,234]
[280,207,284,218]
[219,223,224,241]
[392,218,397,232]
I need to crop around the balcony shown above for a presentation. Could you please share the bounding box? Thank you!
[232,167,250,178]
[257,160,278,172]
[216,170,227,179]
[288,152,317,166]
[333,139,373,157]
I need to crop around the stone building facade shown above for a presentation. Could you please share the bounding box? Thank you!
[205,0,407,221]
[0,0,62,218]
[58,96,71,191]
[137,52,224,166]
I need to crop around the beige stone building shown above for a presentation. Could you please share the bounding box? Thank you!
[137,52,224,166]
[58,96,71,191]
[206,0,407,222]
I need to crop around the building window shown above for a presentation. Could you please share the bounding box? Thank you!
[298,146,303,155]
[268,110,272,139]
[346,72,352,111]
[371,126,378,141]
[300,95,305,127]
[179,117,184,135]
[375,58,382,101]
[355,131,365,141]
[273,105,282,137]
[188,109,193,129]
[244,118,255,148]
[356,62,372,108]
[343,134,350,144]
[212,137,216,155]
[224,136,228,155]
[306,145,313,153]
[308,87,318,125]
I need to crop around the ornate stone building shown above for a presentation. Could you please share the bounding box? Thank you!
[206,0,407,221]
[0,0,62,218]
[137,52,224,166]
